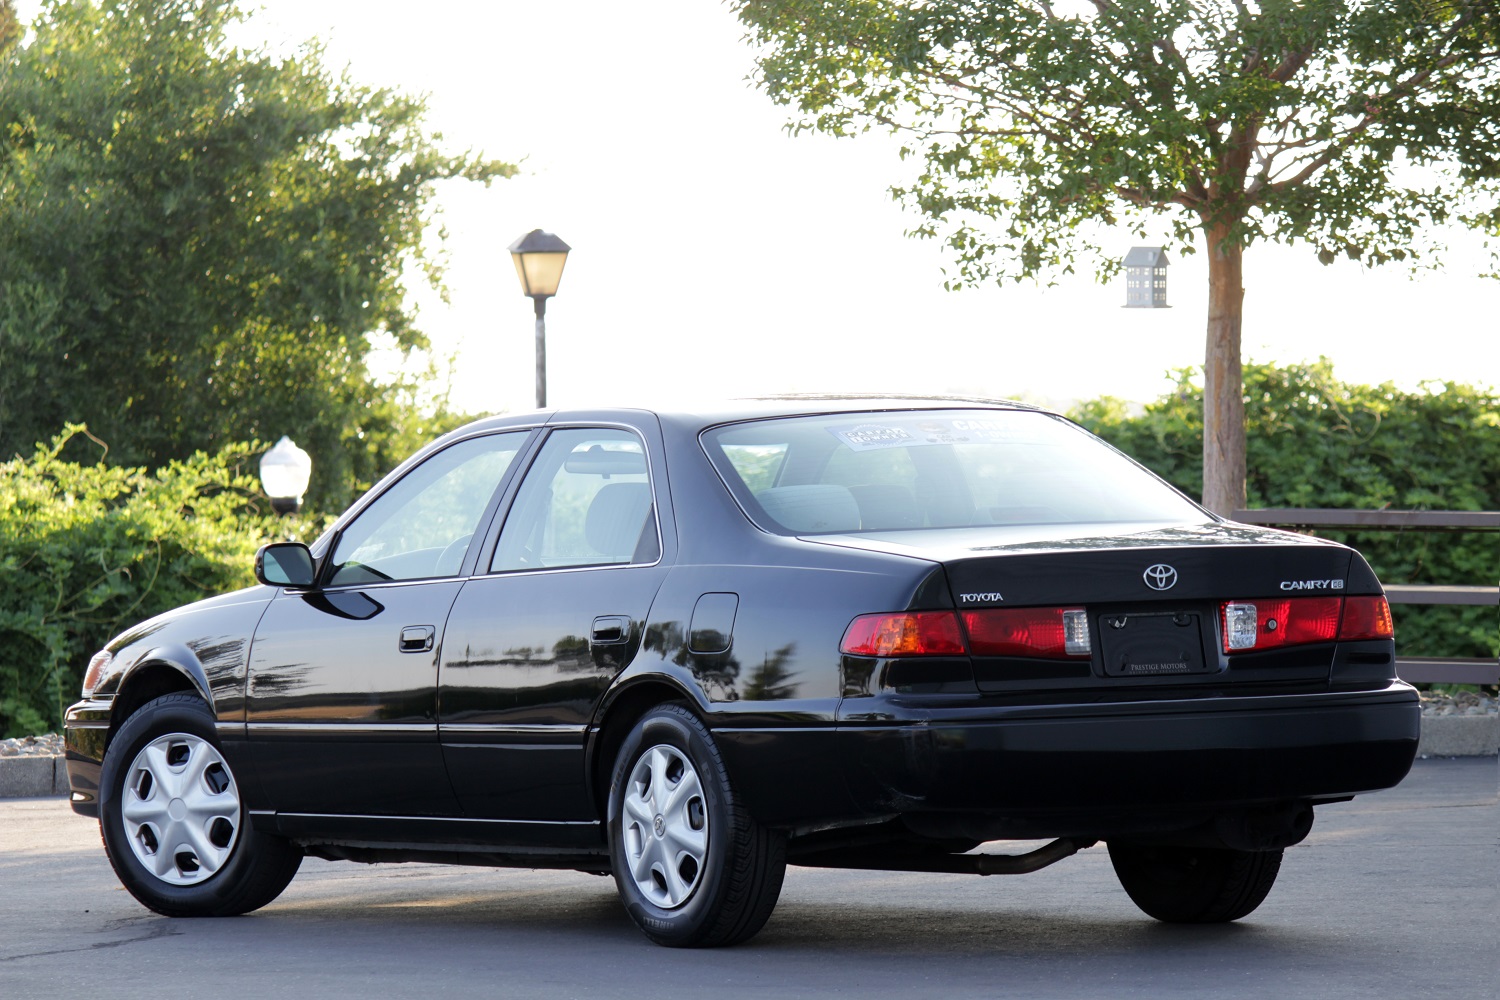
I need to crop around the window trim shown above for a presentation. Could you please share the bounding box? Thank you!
[700,408,1209,537]
[315,428,540,591]
[479,422,667,578]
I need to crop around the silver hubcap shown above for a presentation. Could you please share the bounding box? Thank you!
[622,744,709,909]
[121,733,241,886]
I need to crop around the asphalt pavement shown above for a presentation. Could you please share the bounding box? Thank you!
[1,758,1495,1000]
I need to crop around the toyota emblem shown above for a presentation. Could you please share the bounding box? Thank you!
[1143,564,1178,591]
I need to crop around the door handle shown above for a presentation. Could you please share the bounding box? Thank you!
[399,625,436,653]
[591,616,632,646]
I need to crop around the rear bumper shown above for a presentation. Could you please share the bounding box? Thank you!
[837,683,1420,836]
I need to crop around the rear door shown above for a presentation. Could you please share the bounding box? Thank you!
[439,422,672,822]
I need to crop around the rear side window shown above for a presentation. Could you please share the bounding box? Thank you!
[703,410,1203,534]
[491,428,660,572]
[720,443,787,492]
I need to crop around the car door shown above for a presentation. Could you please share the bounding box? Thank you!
[246,430,532,818]
[439,423,672,823]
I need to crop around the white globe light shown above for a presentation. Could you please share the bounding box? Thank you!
[260,436,312,513]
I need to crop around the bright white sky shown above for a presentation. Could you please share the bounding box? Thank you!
[26,1,1500,414]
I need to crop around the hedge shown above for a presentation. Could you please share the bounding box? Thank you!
[0,427,294,736]
[1072,360,1500,666]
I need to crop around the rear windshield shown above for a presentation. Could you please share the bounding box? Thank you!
[702,409,1203,534]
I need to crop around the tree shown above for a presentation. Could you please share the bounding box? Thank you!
[734,0,1500,514]
[0,0,513,508]
[0,2,20,56]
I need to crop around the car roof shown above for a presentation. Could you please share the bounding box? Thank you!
[446,394,1050,438]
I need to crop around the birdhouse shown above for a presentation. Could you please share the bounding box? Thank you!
[1123,246,1170,308]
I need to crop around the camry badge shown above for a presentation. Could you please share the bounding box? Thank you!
[1143,564,1178,591]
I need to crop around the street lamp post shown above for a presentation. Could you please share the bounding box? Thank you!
[259,436,313,516]
[508,229,571,408]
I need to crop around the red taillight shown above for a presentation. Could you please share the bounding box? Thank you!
[840,612,967,657]
[1340,595,1395,640]
[1221,595,1393,653]
[960,607,1091,659]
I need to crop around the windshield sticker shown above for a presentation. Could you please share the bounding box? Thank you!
[829,418,1034,451]
[943,417,1031,443]
[828,424,920,451]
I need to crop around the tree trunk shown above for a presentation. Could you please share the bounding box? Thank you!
[1202,222,1246,517]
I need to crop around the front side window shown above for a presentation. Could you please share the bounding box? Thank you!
[326,432,528,586]
[703,409,1204,534]
[492,428,659,572]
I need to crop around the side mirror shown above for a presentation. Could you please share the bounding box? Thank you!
[255,542,317,588]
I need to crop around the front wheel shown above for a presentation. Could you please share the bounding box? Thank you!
[99,693,302,917]
[607,704,786,947]
[1108,841,1283,923]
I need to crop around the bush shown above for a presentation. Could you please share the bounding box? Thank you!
[1072,360,1500,662]
[0,426,299,736]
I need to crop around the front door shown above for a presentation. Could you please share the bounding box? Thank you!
[247,431,531,817]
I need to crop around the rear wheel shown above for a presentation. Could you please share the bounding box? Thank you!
[607,704,786,947]
[99,693,302,917]
[1109,841,1283,923]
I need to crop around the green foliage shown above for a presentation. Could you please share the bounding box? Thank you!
[0,425,313,736]
[0,1,20,55]
[1072,361,1500,660]
[0,0,512,510]
[735,0,1500,284]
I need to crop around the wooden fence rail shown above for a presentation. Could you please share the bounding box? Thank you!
[1232,509,1499,686]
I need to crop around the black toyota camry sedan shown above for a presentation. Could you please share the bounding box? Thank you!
[64,398,1419,947]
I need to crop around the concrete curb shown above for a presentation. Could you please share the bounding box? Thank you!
[1416,713,1500,758]
[0,755,69,798]
[3,714,1496,799]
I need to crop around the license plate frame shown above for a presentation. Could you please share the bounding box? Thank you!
[1098,611,1211,677]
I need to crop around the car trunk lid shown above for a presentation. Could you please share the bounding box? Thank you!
[818,519,1382,696]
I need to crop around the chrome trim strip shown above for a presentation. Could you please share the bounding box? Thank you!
[246,723,436,736]
[443,744,578,752]
[708,727,836,734]
[470,556,662,580]
[312,576,469,596]
[277,812,598,828]
[308,555,668,589]
[440,724,587,736]
[63,720,110,730]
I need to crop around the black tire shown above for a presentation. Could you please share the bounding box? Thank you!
[1108,841,1283,923]
[607,704,786,947]
[99,692,302,917]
